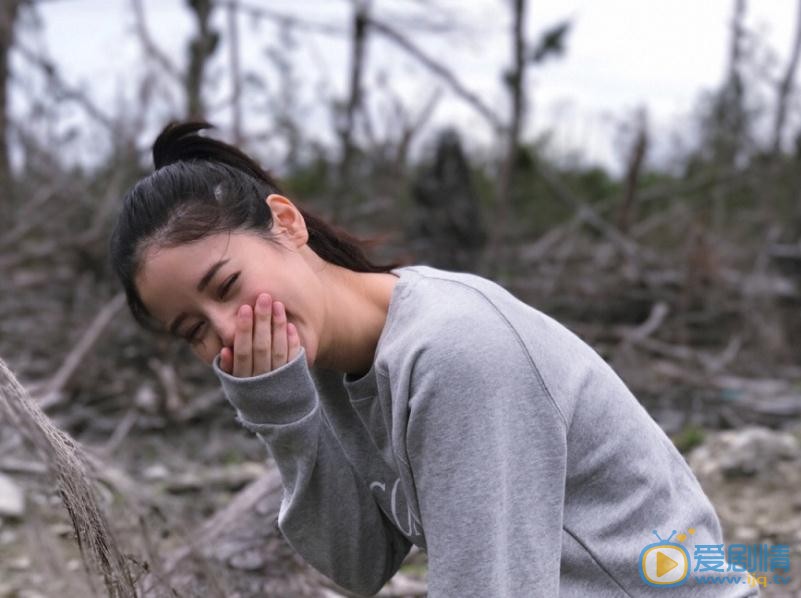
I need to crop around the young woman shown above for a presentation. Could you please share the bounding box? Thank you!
[110,121,758,597]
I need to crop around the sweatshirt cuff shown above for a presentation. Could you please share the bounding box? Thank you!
[211,346,317,425]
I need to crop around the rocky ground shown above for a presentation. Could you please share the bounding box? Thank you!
[0,412,430,598]
[688,424,801,597]
[3,412,801,596]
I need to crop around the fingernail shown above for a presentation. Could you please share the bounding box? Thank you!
[239,305,250,318]
[273,301,283,316]
[257,294,271,310]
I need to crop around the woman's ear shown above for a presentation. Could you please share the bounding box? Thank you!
[266,194,308,246]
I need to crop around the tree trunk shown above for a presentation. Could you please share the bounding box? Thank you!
[772,0,801,154]
[486,0,526,279]
[185,0,219,120]
[0,0,21,225]
[334,0,371,225]
[617,108,648,233]
[227,0,243,145]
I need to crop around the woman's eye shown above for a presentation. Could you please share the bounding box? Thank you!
[218,273,239,299]
[185,321,205,343]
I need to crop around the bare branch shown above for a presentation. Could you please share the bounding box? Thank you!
[12,41,115,130]
[130,0,182,82]
[211,0,347,36]
[333,0,371,223]
[617,107,649,233]
[394,87,443,170]
[227,0,242,144]
[37,293,127,409]
[367,16,504,132]
[772,0,801,153]
[185,0,219,119]
[487,0,527,272]
[533,160,654,266]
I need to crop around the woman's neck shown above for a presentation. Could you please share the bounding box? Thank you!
[315,268,400,375]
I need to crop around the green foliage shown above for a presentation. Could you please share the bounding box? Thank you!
[399,562,429,576]
[672,424,706,455]
[281,151,331,200]
[222,448,244,466]
[529,20,572,64]
[568,166,619,204]
[509,142,622,237]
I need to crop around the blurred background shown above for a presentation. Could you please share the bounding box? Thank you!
[2,0,801,595]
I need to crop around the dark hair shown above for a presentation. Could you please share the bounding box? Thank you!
[110,120,405,331]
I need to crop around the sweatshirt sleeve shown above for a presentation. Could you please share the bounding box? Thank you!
[405,320,568,597]
[212,346,413,597]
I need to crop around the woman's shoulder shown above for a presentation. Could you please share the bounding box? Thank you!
[385,265,535,358]
[387,266,569,426]
[386,265,594,406]
[394,265,539,325]
[395,264,515,310]
[395,264,508,298]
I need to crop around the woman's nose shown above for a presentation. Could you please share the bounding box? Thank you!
[208,306,237,349]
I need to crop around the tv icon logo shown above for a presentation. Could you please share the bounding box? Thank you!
[639,530,691,587]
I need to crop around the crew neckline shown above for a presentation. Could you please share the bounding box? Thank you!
[341,265,418,398]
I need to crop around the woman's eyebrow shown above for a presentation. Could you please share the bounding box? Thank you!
[196,258,230,292]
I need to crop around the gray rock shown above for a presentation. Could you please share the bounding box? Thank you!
[0,472,24,519]
[688,425,801,481]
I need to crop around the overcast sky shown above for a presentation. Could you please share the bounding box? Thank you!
[13,0,801,175]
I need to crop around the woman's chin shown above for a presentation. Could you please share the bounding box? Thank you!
[302,342,315,368]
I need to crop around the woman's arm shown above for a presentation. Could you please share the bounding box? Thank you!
[213,346,412,597]
[405,321,568,597]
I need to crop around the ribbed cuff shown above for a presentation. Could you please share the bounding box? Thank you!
[212,346,317,425]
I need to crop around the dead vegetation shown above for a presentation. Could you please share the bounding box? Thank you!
[3,1,801,596]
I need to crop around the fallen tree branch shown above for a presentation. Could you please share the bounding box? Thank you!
[533,160,653,265]
[0,356,137,596]
[37,292,126,409]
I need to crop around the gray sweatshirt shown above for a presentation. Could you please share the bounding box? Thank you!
[212,265,760,597]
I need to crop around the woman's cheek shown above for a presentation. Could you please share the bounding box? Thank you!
[192,340,218,366]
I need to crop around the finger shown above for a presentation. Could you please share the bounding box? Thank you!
[220,347,233,374]
[287,322,300,361]
[252,293,272,375]
[272,301,288,368]
[233,304,253,377]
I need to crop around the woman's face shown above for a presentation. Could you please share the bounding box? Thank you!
[134,205,324,368]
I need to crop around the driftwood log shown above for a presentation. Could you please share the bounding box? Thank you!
[0,356,427,597]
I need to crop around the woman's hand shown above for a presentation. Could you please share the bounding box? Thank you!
[219,293,301,376]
